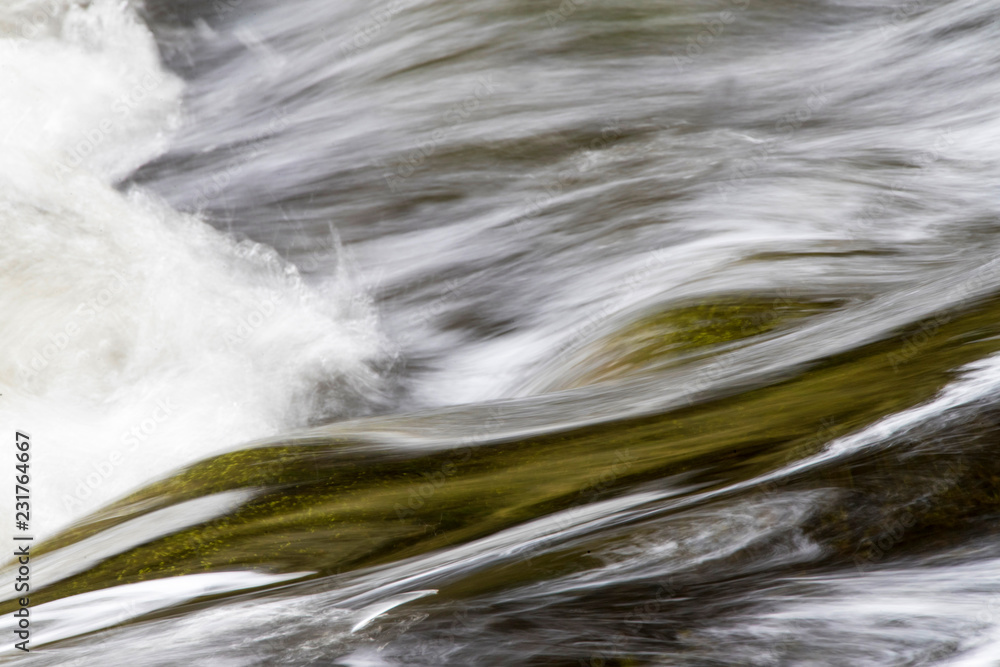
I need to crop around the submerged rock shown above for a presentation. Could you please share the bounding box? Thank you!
[541,294,839,390]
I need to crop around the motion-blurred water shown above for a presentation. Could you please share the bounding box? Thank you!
[4,0,1000,664]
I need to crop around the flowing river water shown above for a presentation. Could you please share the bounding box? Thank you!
[3,0,1000,664]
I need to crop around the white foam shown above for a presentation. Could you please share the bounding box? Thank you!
[0,0,389,548]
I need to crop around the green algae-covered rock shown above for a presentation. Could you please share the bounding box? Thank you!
[541,294,839,390]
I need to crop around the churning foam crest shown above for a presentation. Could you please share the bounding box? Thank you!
[0,0,388,546]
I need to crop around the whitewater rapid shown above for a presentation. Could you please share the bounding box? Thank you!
[0,0,390,546]
[6,0,1000,665]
